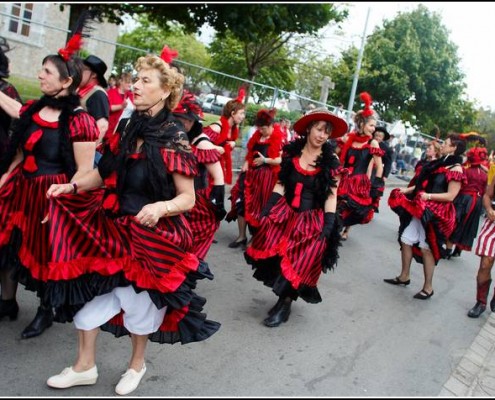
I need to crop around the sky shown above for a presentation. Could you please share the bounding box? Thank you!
[321,2,494,110]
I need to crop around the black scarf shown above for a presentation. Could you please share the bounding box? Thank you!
[99,108,191,202]
[0,94,81,177]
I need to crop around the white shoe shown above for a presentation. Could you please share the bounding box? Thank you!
[47,365,98,388]
[115,363,147,395]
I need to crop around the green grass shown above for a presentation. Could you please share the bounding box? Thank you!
[8,75,42,102]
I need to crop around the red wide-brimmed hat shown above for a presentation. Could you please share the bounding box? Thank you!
[293,108,348,138]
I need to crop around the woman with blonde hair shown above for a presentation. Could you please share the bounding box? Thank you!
[44,48,220,395]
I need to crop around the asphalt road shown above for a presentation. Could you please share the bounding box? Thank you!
[0,185,485,397]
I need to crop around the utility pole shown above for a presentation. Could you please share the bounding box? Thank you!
[346,7,371,126]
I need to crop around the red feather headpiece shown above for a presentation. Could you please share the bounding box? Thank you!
[58,10,95,62]
[359,91,373,117]
[160,45,179,64]
[236,86,246,103]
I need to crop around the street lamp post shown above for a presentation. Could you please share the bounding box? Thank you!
[346,7,371,126]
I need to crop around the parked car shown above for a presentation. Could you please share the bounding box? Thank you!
[202,94,232,113]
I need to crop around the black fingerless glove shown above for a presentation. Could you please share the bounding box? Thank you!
[320,212,336,240]
[370,176,385,199]
[260,192,283,217]
[209,185,227,221]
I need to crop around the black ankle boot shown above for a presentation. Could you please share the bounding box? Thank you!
[0,299,19,321]
[263,299,292,327]
[468,301,486,318]
[267,297,285,317]
[451,247,462,257]
[21,306,53,339]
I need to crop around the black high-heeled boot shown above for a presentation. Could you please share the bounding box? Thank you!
[21,305,53,339]
[267,297,285,317]
[0,299,19,321]
[263,298,292,327]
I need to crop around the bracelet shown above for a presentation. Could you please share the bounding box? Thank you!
[427,193,431,200]
[72,182,78,194]
[165,201,170,214]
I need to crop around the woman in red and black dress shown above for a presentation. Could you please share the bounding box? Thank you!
[173,91,226,261]
[446,143,488,258]
[0,36,23,323]
[336,92,384,240]
[385,134,466,300]
[226,108,284,248]
[203,91,246,185]
[44,52,220,396]
[244,108,348,327]
[0,51,98,339]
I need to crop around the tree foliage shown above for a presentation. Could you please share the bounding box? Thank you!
[207,31,296,103]
[330,4,476,135]
[62,3,347,105]
[113,17,210,94]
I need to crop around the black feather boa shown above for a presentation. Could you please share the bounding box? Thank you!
[0,94,81,177]
[278,137,343,272]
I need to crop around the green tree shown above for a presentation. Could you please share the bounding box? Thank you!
[476,107,495,147]
[63,3,347,103]
[330,4,476,135]
[207,31,296,103]
[113,17,211,94]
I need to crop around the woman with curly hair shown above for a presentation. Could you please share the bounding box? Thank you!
[244,108,348,327]
[43,50,220,395]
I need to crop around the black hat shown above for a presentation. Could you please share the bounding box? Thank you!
[374,126,390,141]
[83,55,108,88]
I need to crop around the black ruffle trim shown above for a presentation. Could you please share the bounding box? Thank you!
[245,252,323,304]
[45,259,215,323]
[101,293,221,345]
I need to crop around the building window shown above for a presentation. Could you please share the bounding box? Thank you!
[8,3,33,37]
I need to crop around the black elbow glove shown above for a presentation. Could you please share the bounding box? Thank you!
[209,185,227,221]
[370,176,385,199]
[260,192,283,217]
[320,212,336,240]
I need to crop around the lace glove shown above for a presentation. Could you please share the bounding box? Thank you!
[260,192,283,217]
[320,212,336,240]
[209,185,227,221]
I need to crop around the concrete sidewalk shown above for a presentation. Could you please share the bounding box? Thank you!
[439,311,495,396]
